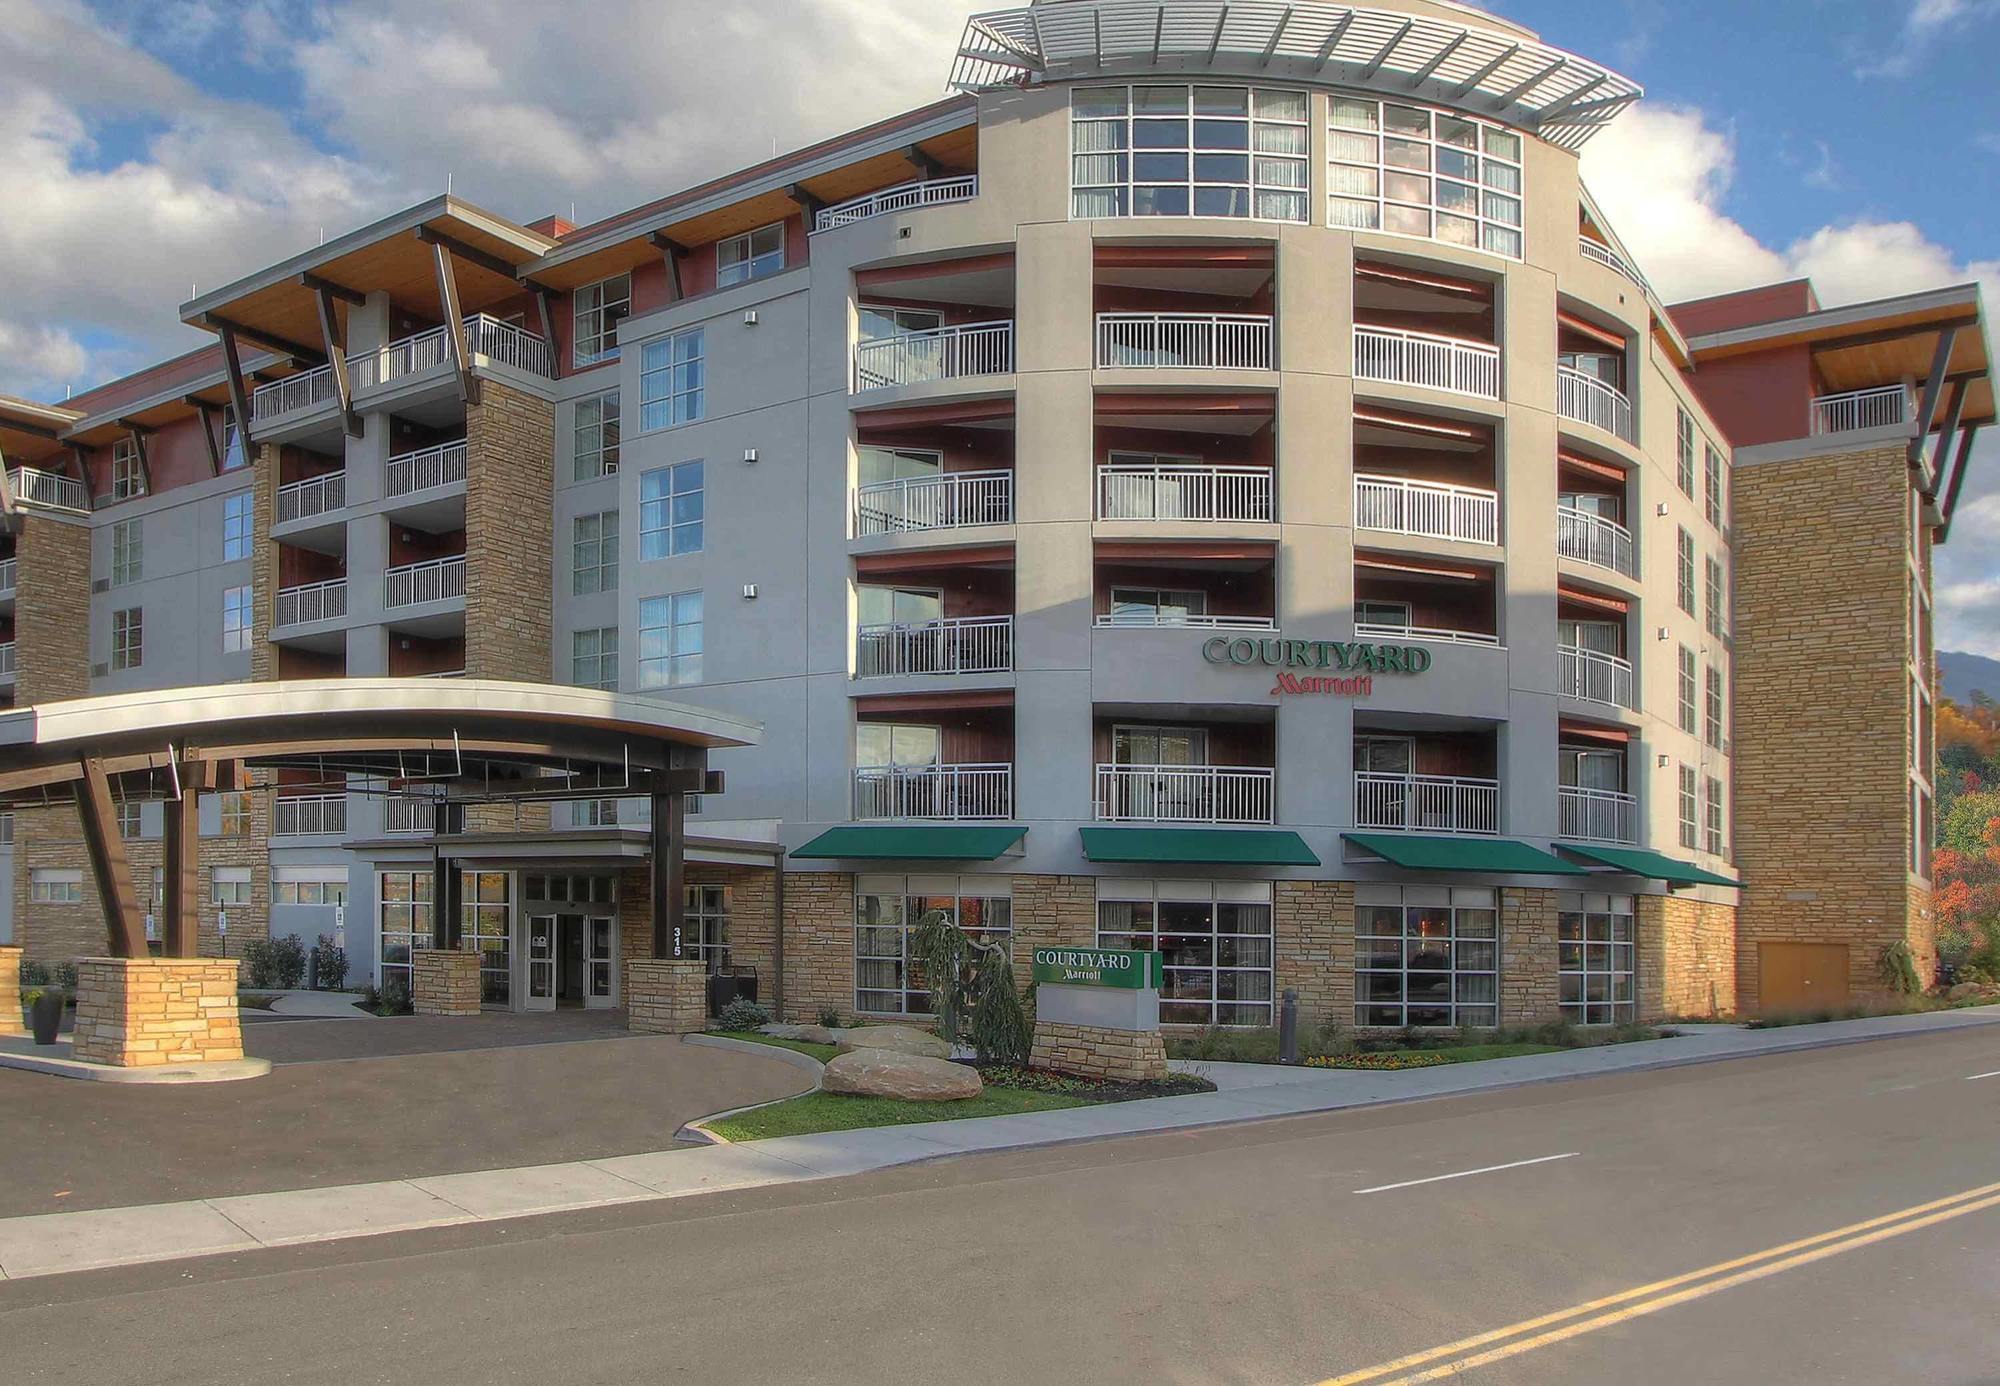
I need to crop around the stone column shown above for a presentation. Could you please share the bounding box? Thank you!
[71,957,243,1067]
[1500,887,1564,1025]
[0,947,25,1037]
[625,959,707,1034]
[412,949,480,1016]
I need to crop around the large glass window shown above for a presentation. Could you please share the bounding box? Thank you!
[638,591,702,687]
[1098,879,1273,1027]
[572,509,619,594]
[1354,884,1498,1027]
[855,874,1013,1015]
[573,391,620,480]
[223,585,252,653]
[376,870,434,993]
[111,519,142,586]
[572,627,618,690]
[573,273,631,366]
[717,223,784,287]
[1072,85,1309,222]
[639,328,705,431]
[1328,95,1524,257]
[1559,893,1635,1025]
[464,870,511,1005]
[222,491,253,559]
[639,461,703,557]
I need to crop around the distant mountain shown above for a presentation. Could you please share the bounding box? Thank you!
[1939,651,2000,705]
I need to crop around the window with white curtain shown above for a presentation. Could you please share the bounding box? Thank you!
[1327,95,1524,257]
[855,874,1012,1016]
[1354,884,1498,1027]
[1072,85,1309,222]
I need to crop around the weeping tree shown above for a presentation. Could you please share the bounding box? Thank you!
[912,908,1032,1065]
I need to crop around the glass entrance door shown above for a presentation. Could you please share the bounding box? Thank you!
[525,915,557,1011]
[585,916,617,1008]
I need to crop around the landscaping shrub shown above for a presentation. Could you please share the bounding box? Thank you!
[311,935,348,991]
[911,909,971,1043]
[718,997,773,1031]
[375,974,412,1016]
[969,949,1031,1065]
[52,962,77,993]
[816,1005,844,1029]
[240,936,307,990]
[20,961,51,989]
[1878,941,1922,995]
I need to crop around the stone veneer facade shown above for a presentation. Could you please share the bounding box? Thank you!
[464,378,555,681]
[412,948,480,1016]
[70,956,243,1067]
[0,946,24,1036]
[1029,1020,1169,1083]
[625,958,707,1034]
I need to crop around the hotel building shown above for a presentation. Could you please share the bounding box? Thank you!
[0,0,1987,1026]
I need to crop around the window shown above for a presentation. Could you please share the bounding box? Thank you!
[1705,556,1725,638]
[572,627,619,690]
[1704,775,1726,857]
[572,392,621,481]
[856,722,941,768]
[1356,599,1414,630]
[111,519,142,585]
[1706,665,1725,750]
[1559,893,1636,1025]
[213,867,252,907]
[638,328,705,431]
[222,408,247,472]
[716,223,784,287]
[213,792,252,838]
[1676,528,1695,616]
[30,869,83,904]
[1071,85,1309,223]
[639,461,704,557]
[1679,764,1699,850]
[466,870,511,1005]
[1354,884,1498,1028]
[1098,879,1273,1026]
[1704,444,1725,528]
[110,437,145,500]
[1676,409,1695,497]
[855,874,1013,1016]
[375,870,434,993]
[573,273,631,366]
[116,800,143,840]
[638,591,703,687]
[222,491,253,560]
[1678,645,1698,735]
[856,585,941,628]
[572,510,619,594]
[858,446,944,486]
[112,607,142,670]
[0,812,13,846]
[1327,95,1525,256]
[276,869,349,905]
[687,884,730,973]
[223,585,252,653]
[1107,586,1207,626]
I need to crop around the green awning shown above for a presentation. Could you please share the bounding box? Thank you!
[1080,826,1321,867]
[1341,833,1593,875]
[790,825,1027,861]
[1556,844,1740,888]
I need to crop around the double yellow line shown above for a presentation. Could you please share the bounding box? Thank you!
[1318,1179,2000,1385]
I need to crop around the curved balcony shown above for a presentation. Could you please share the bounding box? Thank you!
[1555,506,1637,578]
[814,176,978,232]
[854,764,1012,820]
[1559,786,1639,844]
[1095,764,1274,825]
[1579,237,1645,288]
[1559,645,1637,711]
[855,616,1013,678]
[854,470,1012,535]
[1098,464,1274,522]
[1556,366,1635,444]
[1353,325,1500,400]
[1355,772,1500,835]
[1095,313,1275,371]
[1355,621,1499,647]
[852,321,1013,392]
[1354,475,1499,546]
[1096,611,1276,631]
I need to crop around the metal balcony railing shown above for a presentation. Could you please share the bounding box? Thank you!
[853,321,1013,391]
[1095,764,1274,824]
[273,578,347,628]
[275,471,347,525]
[384,556,467,609]
[1354,621,1500,647]
[1353,475,1499,545]
[1096,611,1277,630]
[814,176,979,231]
[1353,325,1501,399]
[854,764,1013,820]
[251,364,339,422]
[274,794,347,837]
[256,316,552,420]
[1579,236,1645,287]
[854,469,1012,535]
[1559,786,1639,844]
[855,616,1013,677]
[8,467,90,512]
[1560,645,1637,710]
[1557,366,1636,443]
[383,797,434,835]
[1355,772,1500,834]
[1809,384,1914,436]
[1555,506,1637,578]
[1097,464,1274,522]
[1095,313,1275,370]
[385,440,469,499]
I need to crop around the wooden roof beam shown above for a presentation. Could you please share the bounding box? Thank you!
[298,271,366,306]
[412,223,523,282]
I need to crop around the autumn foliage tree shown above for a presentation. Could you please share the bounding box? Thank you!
[1934,695,2000,979]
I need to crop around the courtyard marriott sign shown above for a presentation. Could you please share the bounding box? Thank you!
[1031,947,1164,990]
[1201,636,1434,697]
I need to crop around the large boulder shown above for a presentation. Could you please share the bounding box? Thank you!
[1947,981,1995,1002]
[836,1024,951,1059]
[822,1048,983,1102]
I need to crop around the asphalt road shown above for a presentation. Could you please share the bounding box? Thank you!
[3,1027,1997,1385]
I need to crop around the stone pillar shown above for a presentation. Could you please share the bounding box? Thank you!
[0,947,25,1037]
[1274,880,1355,1033]
[625,958,707,1034]
[1028,1022,1168,1083]
[71,957,243,1067]
[1500,887,1563,1025]
[412,949,480,1016]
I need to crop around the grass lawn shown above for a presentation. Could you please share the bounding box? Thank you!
[706,1086,1088,1142]
[711,1029,840,1063]
[236,993,281,1011]
[1422,1042,1565,1063]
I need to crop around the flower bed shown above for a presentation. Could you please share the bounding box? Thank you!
[1304,1051,1451,1071]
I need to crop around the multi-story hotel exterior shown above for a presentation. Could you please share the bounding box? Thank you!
[0,0,1987,1027]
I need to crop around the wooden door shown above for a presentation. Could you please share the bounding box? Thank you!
[1759,943,1850,1014]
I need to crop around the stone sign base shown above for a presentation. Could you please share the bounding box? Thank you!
[413,950,480,1016]
[72,957,243,1068]
[1029,1020,1169,1084]
[0,947,25,1038]
[626,959,707,1034]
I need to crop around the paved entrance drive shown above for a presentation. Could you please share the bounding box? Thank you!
[0,1015,809,1218]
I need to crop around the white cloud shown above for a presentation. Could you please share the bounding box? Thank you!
[1856,0,1999,79]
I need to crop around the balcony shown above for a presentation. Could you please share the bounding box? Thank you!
[274,794,347,837]
[1354,772,1500,835]
[1809,384,1914,436]
[0,642,15,682]
[1095,313,1274,371]
[1560,645,1637,711]
[855,616,1013,678]
[854,470,1012,536]
[1555,506,1637,578]
[1559,786,1638,844]
[813,176,978,232]
[1097,610,1276,631]
[383,797,435,835]
[1353,326,1500,400]
[1355,621,1499,647]
[854,764,1012,820]
[386,440,469,500]
[853,321,1013,392]
[1098,464,1273,523]
[276,472,346,526]
[1354,475,1498,545]
[252,315,552,423]
[252,366,339,423]
[1579,236,1645,288]
[8,467,89,513]
[0,558,15,597]
[1556,366,1636,444]
[385,556,466,609]
[1094,764,1274,825]
[274,578,347,628]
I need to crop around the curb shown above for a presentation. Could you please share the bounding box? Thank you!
[677,1033,826,1144]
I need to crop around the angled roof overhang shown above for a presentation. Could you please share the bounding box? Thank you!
[951,2,1641,150]
[0,396,84,468]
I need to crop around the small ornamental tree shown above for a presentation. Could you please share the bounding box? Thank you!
[912,907,1033,1063]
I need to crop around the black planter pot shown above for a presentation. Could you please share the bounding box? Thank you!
[30,991,65,1046]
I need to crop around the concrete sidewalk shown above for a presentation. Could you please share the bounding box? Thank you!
[1,1006,1994,1282]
